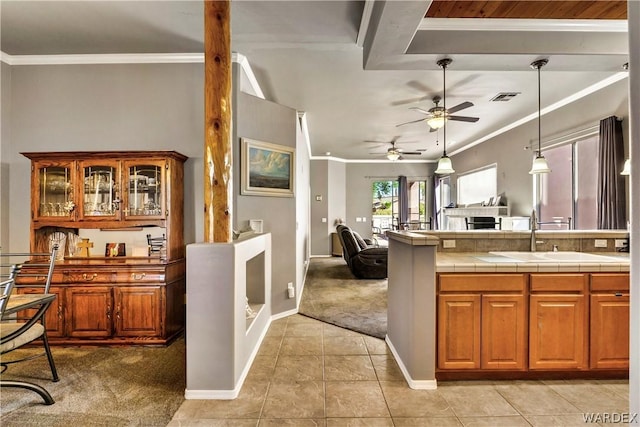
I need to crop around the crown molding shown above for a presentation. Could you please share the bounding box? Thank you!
[1,52,205,66]
[419,18,628,33]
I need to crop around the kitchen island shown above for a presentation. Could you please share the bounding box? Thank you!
[386,230,629,389]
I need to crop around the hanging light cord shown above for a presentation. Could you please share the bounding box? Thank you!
[442,61,447,156]
[537,62,541,155]
[531,58,548,156]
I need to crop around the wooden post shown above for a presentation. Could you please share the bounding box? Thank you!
[204,0,233,243]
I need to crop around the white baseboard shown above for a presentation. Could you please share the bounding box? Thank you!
[385,336,438,390]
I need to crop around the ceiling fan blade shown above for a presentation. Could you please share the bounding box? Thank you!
[408,107,432,116]
[449,115,479,123]
[447,101,474,114]
[391,97,428,106]
[396,118,427,127]
[398,151,423,155]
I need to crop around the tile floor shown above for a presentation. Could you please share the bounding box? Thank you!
[169,314,629,426]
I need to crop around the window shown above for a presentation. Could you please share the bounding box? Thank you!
[534,135,598,229]
[372,178,429,231]
[457,165,497,206]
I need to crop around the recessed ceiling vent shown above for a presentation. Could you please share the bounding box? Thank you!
[490,92,520,102]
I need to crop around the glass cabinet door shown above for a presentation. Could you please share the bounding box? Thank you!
[34,161,76,221]
[79,160,120,220]
[123,160,165,219]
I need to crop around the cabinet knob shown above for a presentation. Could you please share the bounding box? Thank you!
[83,273,98,281]
[131,273,146,280]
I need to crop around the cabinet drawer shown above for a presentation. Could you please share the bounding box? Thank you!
[439,274,526,293]
[65,272,115,283]
[15,272,64,285]
[530,274,587,293]
[114,271,165,283]
[591,273,629,292]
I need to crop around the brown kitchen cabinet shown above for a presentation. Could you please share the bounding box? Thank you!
[529,274,588,370]
[438,274,527,371]
[590,273,629,370]
[18,151,187,346]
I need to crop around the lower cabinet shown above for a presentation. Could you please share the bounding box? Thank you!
[438,271,629,377]
[17,260,185,345]
[66,286,113,338]
[438,274,527,370]
[529,274,588,370]
[590,273,630,370]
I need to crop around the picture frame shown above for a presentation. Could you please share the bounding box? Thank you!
[105,242,126,257]
[241,138,294,197]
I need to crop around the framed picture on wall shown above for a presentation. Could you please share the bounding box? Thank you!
[241,138,295,197]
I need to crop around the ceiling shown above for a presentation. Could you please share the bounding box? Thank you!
[0,1,630,162]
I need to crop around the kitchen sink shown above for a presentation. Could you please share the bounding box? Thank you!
[489,251,624,263]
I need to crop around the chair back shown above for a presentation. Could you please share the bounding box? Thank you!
[0,244,58,293]
[0,278,16,316]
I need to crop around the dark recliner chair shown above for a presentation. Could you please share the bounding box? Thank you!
[336,225,388,279]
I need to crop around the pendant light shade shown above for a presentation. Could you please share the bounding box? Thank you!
[435,58,455,175]
[529,154,552,174]
[435,155,455,174]
[621,159,631,175]
[529,58,551,175]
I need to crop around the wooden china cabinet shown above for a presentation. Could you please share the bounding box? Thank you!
[18,151,187,346]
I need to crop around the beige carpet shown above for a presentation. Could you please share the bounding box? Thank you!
[299,257,388,339]
[0,337,185,426]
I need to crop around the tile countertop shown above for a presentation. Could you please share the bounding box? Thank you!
[436,252,630,273]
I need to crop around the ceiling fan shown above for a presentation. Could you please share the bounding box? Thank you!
[367,137,426,161]
[396,59,480,131]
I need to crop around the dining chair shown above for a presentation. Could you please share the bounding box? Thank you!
[0,245,59,382]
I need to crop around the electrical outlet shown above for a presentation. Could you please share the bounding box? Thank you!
[443,240,456,248]
[594,239,608,248]
[287,282,295,299]
[615,239,627,248]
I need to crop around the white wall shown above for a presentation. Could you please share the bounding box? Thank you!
[4,60,309,318]
[0,62,11,251]
[234,89,299,315]
[449,78,630,217]
[6,63,204,252]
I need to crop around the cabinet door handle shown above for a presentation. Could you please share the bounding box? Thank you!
[107,306,111,320]
[83,273,98,281]
[615,292,623,297]
[131,273,146,280]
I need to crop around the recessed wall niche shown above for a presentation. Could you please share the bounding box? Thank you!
[245,251,265,329]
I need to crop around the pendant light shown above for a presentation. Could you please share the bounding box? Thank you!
[621,159,631,175]
[435,58,455,175]
[529,59,551,174]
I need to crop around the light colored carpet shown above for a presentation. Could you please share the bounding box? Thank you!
[0,337,185,426]
[299,257,387,339]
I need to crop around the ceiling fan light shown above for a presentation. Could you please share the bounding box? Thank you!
[529,154,551,174]
[435,155,455,175]
[387,151,400,161]
[621,158,631,176]
[427,116,445,130]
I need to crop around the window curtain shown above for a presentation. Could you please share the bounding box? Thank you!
[597,116,626,229]
[431,176,439,230]
[398,175,409,226]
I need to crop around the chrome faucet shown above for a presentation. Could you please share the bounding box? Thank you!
[530,209,537,252]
